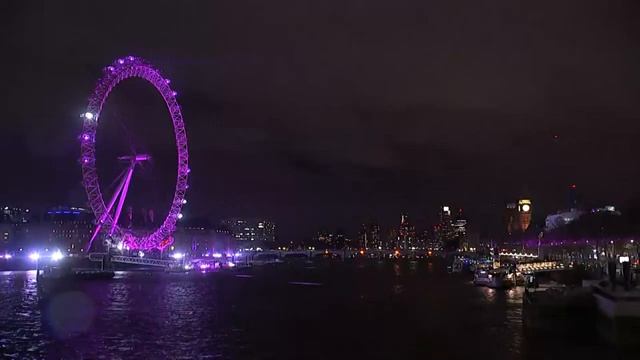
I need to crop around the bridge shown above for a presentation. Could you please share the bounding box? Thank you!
[246,249,431,259]
[85,249,432,270]
[89,253,178,268]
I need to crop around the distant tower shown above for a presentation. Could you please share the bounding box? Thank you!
[568,184,578,209]
[517,199,532,232]
[505,203,517,235]
[452,209,468,251]
[437,206,455,251]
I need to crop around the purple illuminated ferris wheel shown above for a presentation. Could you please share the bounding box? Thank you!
[80,56,189,251]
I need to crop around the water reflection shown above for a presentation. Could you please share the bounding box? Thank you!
[0,263,614,359]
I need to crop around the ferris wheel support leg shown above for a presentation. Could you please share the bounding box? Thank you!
[86,169,129,252]
[109,164,135,237]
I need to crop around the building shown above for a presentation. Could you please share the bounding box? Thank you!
[0,206,31,251]
[397,214,416,250]
[369,224,382,249]
[506,199,532,235]
[435,206,455,251]
[43,206,94,253]
[357,223,382,249]
[315,229,350,249]
[452,210,468,250]
[545,208,584,231]
[315,231,334,249]
[221,218,276,249]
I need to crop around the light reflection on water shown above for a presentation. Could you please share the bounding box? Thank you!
[0,263,612,359]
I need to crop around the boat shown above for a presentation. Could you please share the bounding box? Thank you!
[473,269,513,288]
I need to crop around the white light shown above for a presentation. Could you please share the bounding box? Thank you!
[521,204,531,212]
[4,253,11,259]
[177,213,184,219]
[29,252,40,261]
[184,264,193,270]
[138,251,145,258]
[182,199,187,204]
[171,252,184,260]
[51,250,64,262]
[116,242,124,251]
[227,261,235,268]
[84,112,94,120]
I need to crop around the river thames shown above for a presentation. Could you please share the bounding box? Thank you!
[0,259,619,359]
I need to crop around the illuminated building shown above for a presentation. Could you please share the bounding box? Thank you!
[435,206,455,251]
[506,199,532,235]
[397,214,416,250]
[1,206,30,223]
[44,206,94,253]
[0,206,31,251]
[518,199,532,231]
[358,223,382,249]
[370,224,381,249]
[316,231,335,248]
[386,229,398,249]
[452,210,468,250]
[221,218,276,249]
[545,209,584,231]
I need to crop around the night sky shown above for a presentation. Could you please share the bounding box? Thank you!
[2,0,640,242]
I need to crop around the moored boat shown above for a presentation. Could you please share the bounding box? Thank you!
[473,269,513,288]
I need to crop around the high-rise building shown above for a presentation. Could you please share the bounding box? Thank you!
[397,214,416,250]
[370,224,382,249]
[435,206,455,251]
[387,228,398,250]
[452,210,468,251]
[357,223,382,249]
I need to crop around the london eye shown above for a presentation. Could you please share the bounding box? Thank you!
[80,56,189,252]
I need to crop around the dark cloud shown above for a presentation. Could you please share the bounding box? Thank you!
[2,0,640,241]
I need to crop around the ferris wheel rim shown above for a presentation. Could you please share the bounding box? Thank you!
[80,56,189,250]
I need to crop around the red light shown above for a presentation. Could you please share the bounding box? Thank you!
[570,184,577,189]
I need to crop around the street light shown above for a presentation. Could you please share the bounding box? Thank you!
[51,250,64,262]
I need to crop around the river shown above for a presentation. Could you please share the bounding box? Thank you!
[0,259,620,359]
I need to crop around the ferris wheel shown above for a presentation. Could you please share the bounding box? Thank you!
[80,56,189,251]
